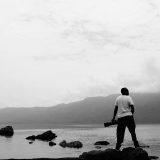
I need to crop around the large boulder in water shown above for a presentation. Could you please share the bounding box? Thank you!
[79,147,150,160]
[0,126,14,137]
[36,130,57,141]
[26,130,57,142]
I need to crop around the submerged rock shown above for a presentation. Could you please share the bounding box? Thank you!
[95,146,102,149]
[26,130,57,142]
[149,156,159,159]
[139,145,150,148]
[79,147,150,160]
[0,126,14,137]
[59,140,83,148]
[94,141,110,146]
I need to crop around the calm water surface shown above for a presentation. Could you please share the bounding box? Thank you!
[0,124,159,159]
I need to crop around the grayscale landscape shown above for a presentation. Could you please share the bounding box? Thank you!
[0,0,160,159]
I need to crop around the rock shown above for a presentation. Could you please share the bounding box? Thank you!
[49,141,56,146]
[26,130,57,142]
[79,147,150,160]
[59,140,67,148]
[26,135,36,141]
[67,141,83,148]
[139,145,150,148]
[79,148,121,160]
[95,146,102,149]
[94,141,110,146]
[149,156,159,159]
[128,148,150,160]
[36,130,57,141]
[122,147,150,160]
[122,147,136,158]
[0,126,14,137]
[59,140,83,148]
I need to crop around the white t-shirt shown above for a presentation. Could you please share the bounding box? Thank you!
[115,95,134,118]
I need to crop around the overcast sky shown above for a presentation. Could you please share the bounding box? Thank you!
[0,0,160,108]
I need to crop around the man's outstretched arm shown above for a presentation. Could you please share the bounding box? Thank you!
[112,105,118,122]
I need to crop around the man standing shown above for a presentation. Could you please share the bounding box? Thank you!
[112,87,139,150]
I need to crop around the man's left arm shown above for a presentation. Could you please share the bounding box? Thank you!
[130,104,134,114]
[129,97,134,114]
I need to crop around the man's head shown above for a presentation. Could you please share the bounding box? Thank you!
[121,87,129,95]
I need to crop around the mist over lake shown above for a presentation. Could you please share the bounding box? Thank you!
[0,93,160,126]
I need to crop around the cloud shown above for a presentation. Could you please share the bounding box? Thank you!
[142,56,160,92]
[0,0,160,107]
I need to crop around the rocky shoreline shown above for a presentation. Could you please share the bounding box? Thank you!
[4,147,159,160]
[0,127,159,160]
[6,158,79,160]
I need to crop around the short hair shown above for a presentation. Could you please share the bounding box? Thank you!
[121,87,129,95]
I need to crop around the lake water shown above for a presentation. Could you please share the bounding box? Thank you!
[0,124,159,159]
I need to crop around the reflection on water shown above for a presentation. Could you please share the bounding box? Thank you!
[0,124,159,159]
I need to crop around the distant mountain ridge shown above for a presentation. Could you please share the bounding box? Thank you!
[0,93,160,129]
